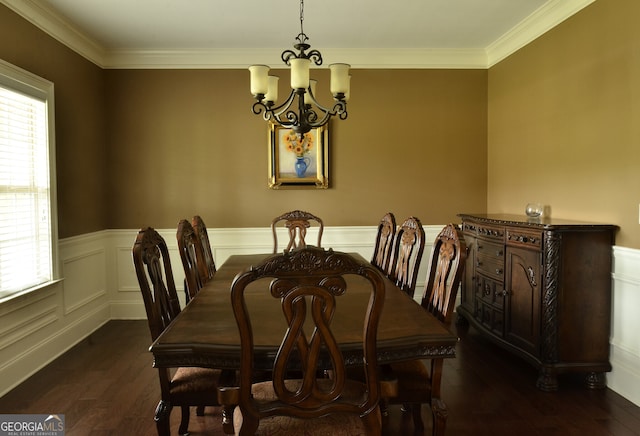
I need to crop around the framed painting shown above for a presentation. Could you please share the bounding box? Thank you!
[268,123,329,189]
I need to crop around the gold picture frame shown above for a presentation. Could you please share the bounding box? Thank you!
[268,123,329,189]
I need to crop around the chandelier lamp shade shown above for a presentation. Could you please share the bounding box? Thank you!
[249,0,350,135]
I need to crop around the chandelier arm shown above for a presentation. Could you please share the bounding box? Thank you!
[304,91,347,117]
[268,90,298,118]
[281,49,298,65]
[306,103,347,129]
[252,90,304,130]
[306,49,323,66]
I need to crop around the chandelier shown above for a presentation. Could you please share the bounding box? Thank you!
[249,0,350,135]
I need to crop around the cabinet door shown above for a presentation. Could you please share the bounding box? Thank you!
[505,246,541,357]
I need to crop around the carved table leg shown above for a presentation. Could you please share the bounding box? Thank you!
[431,398,448,436]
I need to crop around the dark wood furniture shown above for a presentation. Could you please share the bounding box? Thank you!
[383,223,467,435]
[225,247,385,435]
[388,216,425,296]
[150,252,459,432]
[371,212,396,274]
[271,210,324,253]
[177,219,207,301]
[456,213,617,391]
[192,215,216,282]
[132,227,222,436]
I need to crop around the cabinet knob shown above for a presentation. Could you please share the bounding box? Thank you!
[495,289,508,297]
[496,268,503,275]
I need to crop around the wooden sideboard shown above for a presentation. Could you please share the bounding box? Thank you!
[456,213,617,391]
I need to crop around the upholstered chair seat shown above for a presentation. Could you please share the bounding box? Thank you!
[170,366,222,404]
[233,379,374,436]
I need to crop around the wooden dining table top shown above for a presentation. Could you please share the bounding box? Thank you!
[150,252,458,370]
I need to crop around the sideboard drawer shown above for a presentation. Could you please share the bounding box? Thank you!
[476,240,504,259]
[506,228,542,250]
[476,253,504,281]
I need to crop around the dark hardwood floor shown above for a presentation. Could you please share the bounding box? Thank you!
[0,319,638,435]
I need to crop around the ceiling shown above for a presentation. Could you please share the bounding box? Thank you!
[3,0,595,69]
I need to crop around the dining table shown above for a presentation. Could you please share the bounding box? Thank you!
[149,251,458,432]
[150,251,458,370]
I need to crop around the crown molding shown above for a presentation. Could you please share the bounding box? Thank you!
[103,47,489,70]
[487,0,596,67]
[2,0,596,70]
[1,0,106,66]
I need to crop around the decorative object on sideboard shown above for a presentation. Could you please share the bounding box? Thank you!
[525,202,544,218]
[249,0,350,136]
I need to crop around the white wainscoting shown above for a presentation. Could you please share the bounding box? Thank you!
[0,231,111,397]
[0,227,639,408]
[608,246,640,406]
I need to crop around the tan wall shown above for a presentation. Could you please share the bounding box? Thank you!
[2,5,487,237]
[105,68,487,229]
[488,0,640,248]
[0,5,108,238]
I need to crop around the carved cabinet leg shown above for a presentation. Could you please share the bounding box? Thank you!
[585,372,606,389]
[536,366,559,392]
[456,313,469,327]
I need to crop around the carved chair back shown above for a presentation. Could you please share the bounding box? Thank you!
[177,219,207,301]
[388,216,426,296]
[230,247,385,434]
[191,215,216,283]
[371,212,396,274]
[420,223,467,324]
[133,227,223,435]
[271,210,324,253]
[133,227,182,341]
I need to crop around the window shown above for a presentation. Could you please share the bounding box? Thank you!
[0,59,58,302]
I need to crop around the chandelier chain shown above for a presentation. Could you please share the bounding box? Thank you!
[300,0,304,35]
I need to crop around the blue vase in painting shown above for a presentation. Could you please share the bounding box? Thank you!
[295,156,310,178]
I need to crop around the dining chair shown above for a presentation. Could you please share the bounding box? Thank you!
[388,216,426,297]
[382,223,467,435]
[270,210,324,253]
[371,212,396,274]
[133,227,223,436]
[176,219,206,302]
[192,215,216,283]
[222,247,385,435]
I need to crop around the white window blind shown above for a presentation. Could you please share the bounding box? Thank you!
[0,60,57,300]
